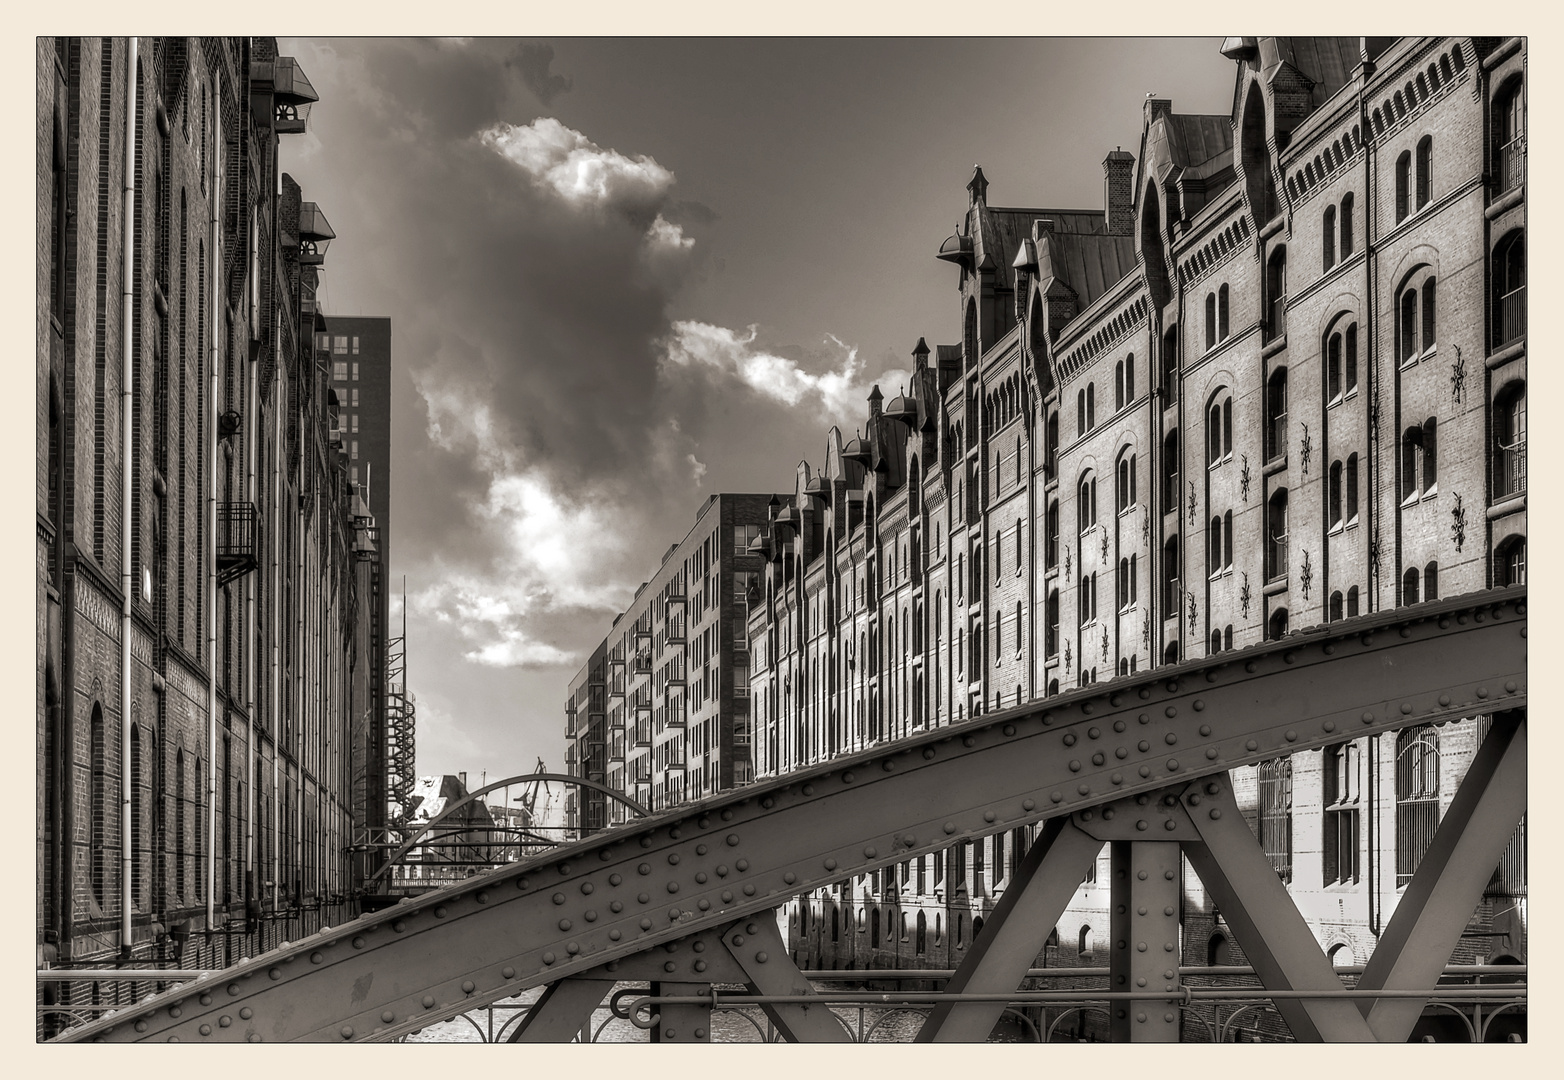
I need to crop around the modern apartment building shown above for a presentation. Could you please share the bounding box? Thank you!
[747,36,1525,1041]
[564,494,781,834]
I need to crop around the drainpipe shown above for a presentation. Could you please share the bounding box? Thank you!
[245,298,258,930]
[206,72,222,935]
[118,36,140,960]
[1358,45,1383,939]
[272,365,282,911]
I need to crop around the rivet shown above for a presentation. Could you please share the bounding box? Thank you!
[1206,782,1221,796]
[843,771,856,782]
[783,873,796,885]
[1165,906,1175,916]
[761,797,775,809]
[865,846,878,858]
[609,929,622,941]
[1165,1012,1177,1023]
[721,891,734,902]
[559,863,572,875]
[983,811,996,823]
[1285,730,1298,741]
[736,859,750,871]
[732,934,746,946]
[1324,644,1336,655]
[726,834,740,847]
[309,953,322,965]
[1136,820,1148,831]
[1138,741,1150,752]
[1103,808,1116,820]
[1165,706,1178,718]
[1137,942,1148,952]
[1111,774,1124,785]
[944,822,957,834]
[714,867,727,879]
[1088,727,1101,740]
[693,941,705,953]
[1022,799,1035,811]
[502,967,516,979]
[609,873,623,887]
[1063,733,1077,747]
[1137,1013,1147,1023]
[135,1021,147,1033]
[1003,724,1017,736]
[1139,766,1152,777]
[247,1034,260,1043]
[1166,759,1179,771]
[802,784,815,795]
[668,882,681,893]
[1401,626,1413,638]
[1402,703,1415,714]
[1505,681,1517,694]
[1042,714,1055,726]
[639,864,651,876]
[168,1037,180,1044]
[1165,733,1178,745]
[559,919,573,931]
[340,1026,354,1040]
[1477,687,1490,699]
[543,952,557,965]
[352,936,365,949]
[200,1025,212,1037]
[668,853,682,866]
[1082,703,1095,715]
[239,1008,252,1020]
[883,760,895,772]
[1052,790,1065,801]
[1206,748,1219,759]
[1082,810,1095,822]
[228,983,240,996]
[1456,615,1467,625]
[268,967,281,980]
[1079,784,1091,795]
[382,1011,396,1024]
[638,892,650,904]
[476,890,489,904]
[1138,905,1147,915]
[640,918,653,930]
[517,878,529,890]
[393,920,406,933]
[721,809,734,821]
[665,961,677,973]
[1092,752,1105,766]
[1323,721,1336,733]
[1284,651,1297,663]
[600,850,612,861]
[1209,809,1222,820]
[743,884,756,896]
[755,952,769,963]
[1164,942,1175,952]
[1246,660,1259,673]
[747,923,759,934]
[694,960,708,973]
[923,747,937,759]
[567,941,581,954]
[581,882,595,895]
[553,892,567,904]
[1164,819,1178,831]
[200,994,213,1005]
[1138,714,1150,725]
[1069,759,1082,772]
[170,1007,182,1018]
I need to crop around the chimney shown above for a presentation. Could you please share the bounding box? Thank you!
[1103,148,1135,236]
[1143,95,1173,127]
[458,771,467,790]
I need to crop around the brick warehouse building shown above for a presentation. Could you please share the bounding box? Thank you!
[36,38,391,1034]
[744,37,1524,1040]
[565,494,782,834]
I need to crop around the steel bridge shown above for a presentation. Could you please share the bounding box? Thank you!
[55,587,1526,1043]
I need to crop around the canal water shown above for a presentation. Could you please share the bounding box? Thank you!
[403,982,930,1043]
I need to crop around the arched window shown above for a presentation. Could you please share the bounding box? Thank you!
[1495,77,1526,193]
[1258,757,1293,882]
[1077,473,1097,535]
[1208,932,1232,967]
[1163,535,1180,611]
[1163,429,1180,506]
[1210,628,1222,654]
[1395,150,1412,222]
[1403,566,1420,605]
[871,907,881,947]
[1415,136,1433,210]
[1218,284,1230,341]
[1498,536,1526,586]
[1327,330,1343,401]
[1400,426,1425,502]
[1340,193,1355,258]
[1223,625,1232,651]
[1495,382,1526,496]
[1209,515,1224,576]
[1205,292,1217,350]
[1116,453,1137,512]
[1208,390,1233,465]
[1329,590,1344,621]
[1078,925,1094,958]
[1265,249,1286,341]
[1165,641,1180,664]
[1324,741,1362,884]
[1398,285,1418,362]
[1396,725,1440,885]
[1495,233,1526,346]
[1269,607,1289,640]
[1345,322,1358,393]
[1076,388,1086,437]
[1422,278,1437,352]
[1162,326,1179,405]
[1323,205,1337,270]
[1347,585,1360,618]
[1046,412,1059,478]
[1266,369,1287,461]
[1086,383,1096,430]
[1046,589,1059,655]
[175,749,187,901]
[1422,418,1437,492]
[916,910,927,954]
[1346,453,1360,522]
[1046,500,1059,567]
[1115,358,1125,410]
[1329,460,1344,527]
[90,706,106,908]
[964,298,978,367]
[1423,561,1439,601]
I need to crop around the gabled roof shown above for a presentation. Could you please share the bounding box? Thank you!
[1036,228,1140,311]
[1261,37,1363,107]
[980,207,1105,295]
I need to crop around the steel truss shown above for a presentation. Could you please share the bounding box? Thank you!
[55,588,1526,1042]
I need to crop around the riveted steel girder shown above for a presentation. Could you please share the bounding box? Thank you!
[57,588,1525,1043]
[1107,843,1182,1042]
[509,977,617,1043]
[1356,711,1527,1042]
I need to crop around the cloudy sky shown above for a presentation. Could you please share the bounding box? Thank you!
[276,37,1233,786]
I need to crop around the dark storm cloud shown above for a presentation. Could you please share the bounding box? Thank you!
[510,42,573,106]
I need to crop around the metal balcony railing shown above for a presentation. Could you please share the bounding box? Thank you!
[1498,286,1526,347]
[216,502,259,586]
[1497,138,1525,194]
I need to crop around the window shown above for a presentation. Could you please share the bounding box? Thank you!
[1495,233,1525,346]
[1323,205,1336,270]
[1077,473,1097,534]
[1395,151,1411,222]
[1494,382,1526,497]
[1329,590,1344,622]
[1077,389,1086,437]
[1205,292,1217,350]
[1087,383,1095,431]
[90,706,106,908]
[1209,515,1224,576]
[1329,460,1343,528]
[1115,355,1135,410]
[351,414,359,434]
[1046,589,1059,655]
[1118,555,1138,610]
[1403,566,1420,605]
[1163,327,1179,405]
[175,750,187,900]
[1266,368,1287,461]
[1347,585,1360,618]
[1269,607,1289,640]
[1078,925,1094,958]
[1080,572,1098,623]
[1415,136,1432,210]
[352,361,360,379]
[351,336,360,355]
[1116,453,1137,512]
[1423,561,1439,601]
[351,388,360,407]
[1421,279,1437,351]
[1340,193,1355,258]
[1495,78,1525,194]
[1324,742,1361,884]
[1208,391,1233,465]
[1327,331,1343,402]
[1498,537,1526,586]
[1163,429,1180,506]
[1265,250,1286,341]
[333,361,347,381]
[1396,725,1440,886]
[1046,500,1059,567]
[1345,322,1358,394]
[1400,420,1436,501]
[1163,535,1180,611]
[1399,287,1418,362]
[1046,413,1058,477]
[1346,453,1360,522]
[1219,284,1230,341]
[1257,758,1292,883]
[333,334,348,354]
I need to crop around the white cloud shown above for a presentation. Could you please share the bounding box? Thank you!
[660,321,907,422]
[645,213,694,251]
[687,453,708,486]
[481,117,675,212]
